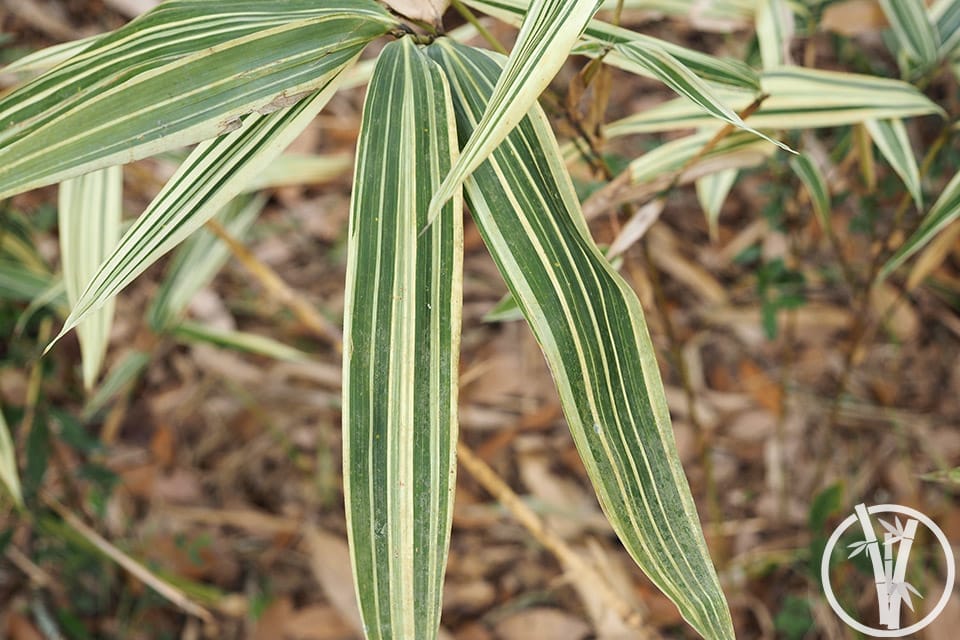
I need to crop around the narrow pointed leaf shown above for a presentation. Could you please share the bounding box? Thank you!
[53,71,349,350]
[865,118,923,209]
[879,0,940,68]
[756,0,794,69]
[147,195,267,331]
[696,168,738,240]
[882,169,960,278]
[429,39,734,640]
[932,0,960,56]
[172,321,310,363]
[789,153,831,231]
[1,34,101,76]
[630,130,775,185]
[599,0,755,29]
[0,0,395,199]
[0,405,22,507]
[343,38,462,640]
[428,0,602,220]
[58,166,123,389]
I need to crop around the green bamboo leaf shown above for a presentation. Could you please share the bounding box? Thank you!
[172,321,311,363]
[865,119,923,209]
[469,0,760,89]
[427,0,602,221]
[605,67,943,137]
[756,0,794,69]
[789,153,831,231]
[882,169,960,278]
[82,350,152,421]
[52,69,350,351]
[879,0,941,68]
[343,38,462,640]
[58,167,123,390]
[147,195,267,331]
[0,405,22,507]
[0,0,395,199]
[429,39,734,640]
[0,260,52,301]
[931,0,960,56]
[696,168,738,240]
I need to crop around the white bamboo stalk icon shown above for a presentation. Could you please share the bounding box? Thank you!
[848,503,922,630]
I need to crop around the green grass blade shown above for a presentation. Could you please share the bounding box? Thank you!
[756,0,794,69]
[52,70,349,351]
[865,118,923,209]
[147,195,267,331]
[469,0,760,89]
[882,169,960,278]
[0,1,395,199]
[879,0,941,68]
[58,166,123,389]
[428,0,602,221]
[696,168,738,240]
[429,39,734,640]
[343,38,462,640]
[789,153,831,231]
[0,405,22,507]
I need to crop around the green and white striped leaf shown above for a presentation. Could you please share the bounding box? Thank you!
[428,0,602,221]
[52,70,349,350]
[605,67,943,137]
[599,0,754,29]
[58,166,123,389]
[469,0,760,89]
[879,0,940,68]
[789,153,831,231]
[756,0,794,69]
[429,39,734,640]
[0,0,395,199]
[931,0,960,56]
[172,321,310,363]
[147,195,266,331]
[630,130,775,185]
[0,405,22,507]
[1,34,101,76]
[343,38,462,640]
[696,168,738,240]
[865,118,923,209]
[882,169,960,278]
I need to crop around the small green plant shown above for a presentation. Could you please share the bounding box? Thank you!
[0,0,958,639]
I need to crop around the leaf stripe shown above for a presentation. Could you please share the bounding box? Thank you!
[865,119,923,209]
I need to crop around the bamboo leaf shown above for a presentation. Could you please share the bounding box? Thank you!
[696,168,738,240]
[756,0,794,69]
[599,0,755,29]
[427,0,602,221]
[0,405,22,507]
[0,0,395,199]
[882,169,960,278]
[865,118,923,209]
[147,195,267,331]
[605,66,943,136]
[630,130,775,185]
[429,39,734,640]
[931,0,960,56]
[82,350,152,422]
[58,166,123,390]
[172,321,311,363]
[244,153,353,192]
[52,70,350,350]
[789,153,831,231]
[1,34,101,76]
[343,38,462,640]
[879,0,941,68]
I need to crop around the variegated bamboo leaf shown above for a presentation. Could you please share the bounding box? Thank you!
[428,39,734,640]
[0,0,395,199]
[630,129,774,184]
[879,0,941,68]
[882,169,960,278]
[865,119,923,208]
[52,71,350,350]
[0,405,22,507]
[789,153,831,231]
[605,67,943,137]
[931,0,960,56]
[245,153,353,192]
[599,0,754,30]
[147,195,267,331]
[696,168,738,240]
[428,0,602,222]
[173,321,311,363]
[469,0,760,89]
[58,166,123,389]
[1,34,101,76]
[756,0,794,69]
[343,38,462,640]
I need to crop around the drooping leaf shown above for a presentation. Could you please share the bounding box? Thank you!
[882,169,960,278]
[878,0,941,68]
[864,119,923,209]
[427,0,603,221]
[696,168,739,240]
[604,67,943,137]
[0,0,395,198]
[756,0,794,69]
[0,406,22,507]
[789,153,831,231]
[52,69,351,350]
[429,38,734,640]
[58,166,123,389]
[343,38,462,640]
